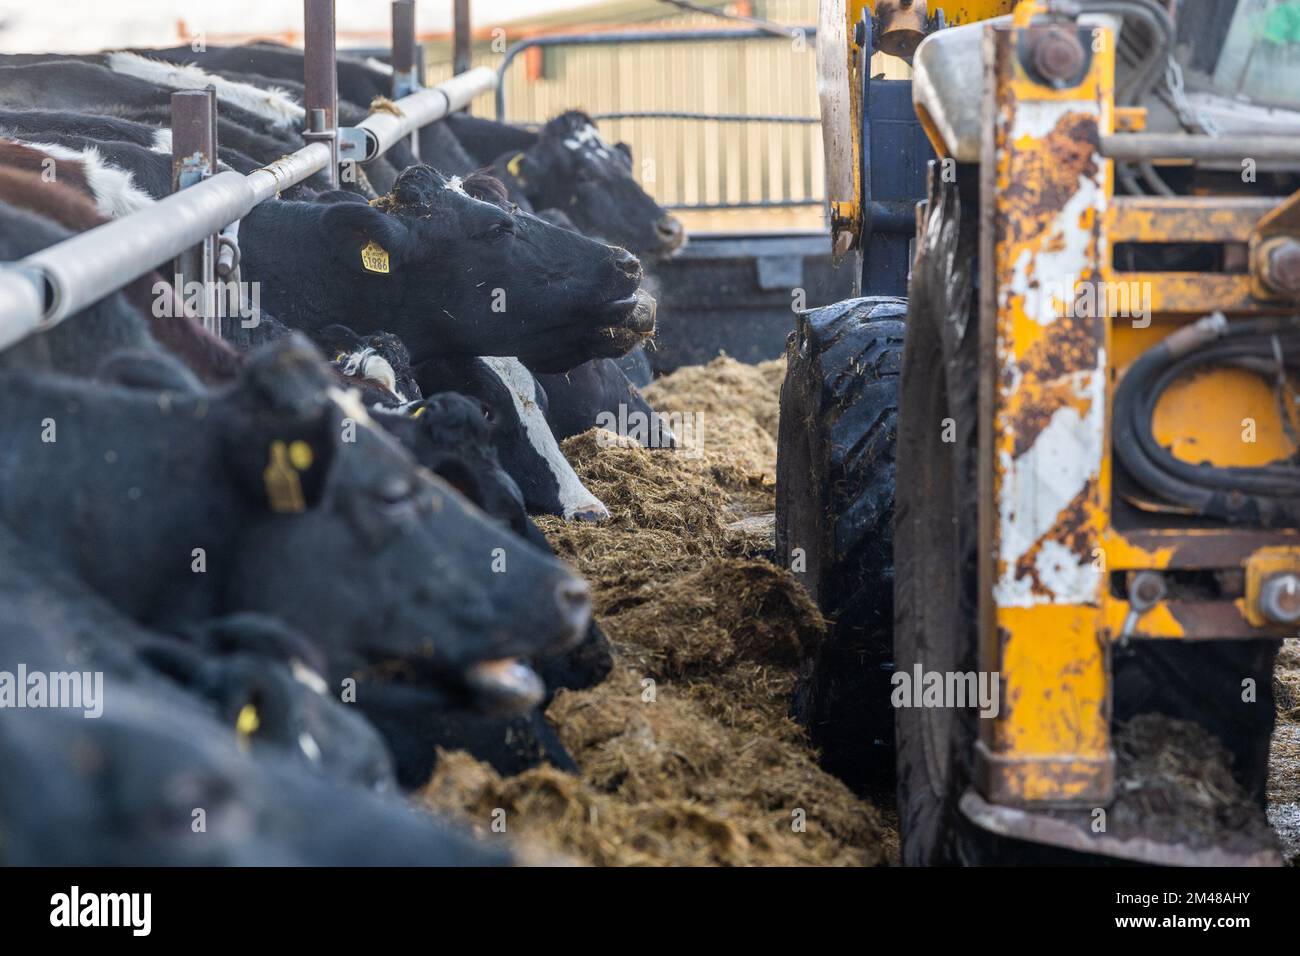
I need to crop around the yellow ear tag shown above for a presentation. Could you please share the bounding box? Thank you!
[410,404,427,419]
[236,703,260,745]
[506,152,527,183]
[264,440,306,514]
[360,239,390,274]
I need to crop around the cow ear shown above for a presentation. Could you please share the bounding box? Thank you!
[224,335,342,514]
[321,201,410,276]
[499,148,542,189]
[614,141,634,170]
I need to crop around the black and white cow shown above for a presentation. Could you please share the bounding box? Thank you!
[415,354,608,521]
[138,42,392,116]
[0,52,302,130]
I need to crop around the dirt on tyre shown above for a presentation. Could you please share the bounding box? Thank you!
[776,296,907,793]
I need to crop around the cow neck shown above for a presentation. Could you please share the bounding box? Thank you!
[241,200,392,331]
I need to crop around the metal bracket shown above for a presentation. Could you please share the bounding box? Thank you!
[337,126,370,164]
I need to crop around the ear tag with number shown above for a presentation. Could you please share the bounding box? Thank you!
[360,240,390,274]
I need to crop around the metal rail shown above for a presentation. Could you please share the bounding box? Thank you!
[347,68,496,164]
[0,1,496,352]
[591,110,819,124]
[0,145,332,352]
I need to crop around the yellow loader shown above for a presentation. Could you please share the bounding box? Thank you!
[777,0,1300,864]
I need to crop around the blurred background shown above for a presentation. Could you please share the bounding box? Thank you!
[0,1,909,232]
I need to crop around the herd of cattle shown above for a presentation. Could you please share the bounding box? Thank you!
[0,43,691,864]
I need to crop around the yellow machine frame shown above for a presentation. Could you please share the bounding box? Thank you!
[914,1,1300,807]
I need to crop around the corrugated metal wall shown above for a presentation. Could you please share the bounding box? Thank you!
[424,0,907,232]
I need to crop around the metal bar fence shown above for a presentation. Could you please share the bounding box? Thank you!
[0,1,496,353]
[493,27,823,213]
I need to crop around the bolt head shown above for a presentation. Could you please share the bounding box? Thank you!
[1130,571,1166,608]
[1260,573,1300,626]
[1032,27,1085,85]
[1265,239,1300,297]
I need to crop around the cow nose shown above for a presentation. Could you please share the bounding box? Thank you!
[571,501,610,522]
[554,580,592,648]
[655,215,684,249]
[612,247,642,281]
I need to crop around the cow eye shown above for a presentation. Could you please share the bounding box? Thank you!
[484,221,514,242]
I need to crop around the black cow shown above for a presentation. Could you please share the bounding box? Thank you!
[238,166,655,372]
[365,392,613,786]
[451,111,685,258]
[535,358,674,448]
[0,693,507,865]
[0,337,591,716]
[0,525,508,865]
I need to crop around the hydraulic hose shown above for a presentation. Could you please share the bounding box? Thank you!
[1113,313,1300,527]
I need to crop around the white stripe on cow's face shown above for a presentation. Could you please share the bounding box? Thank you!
[106,52,305,129]
[150,128,172,155]
[19,140,154,218]
[339,348,408,404]
[482,357,609,521]
[363,57,395,77]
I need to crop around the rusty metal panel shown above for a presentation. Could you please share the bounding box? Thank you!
[976,18,1114,807]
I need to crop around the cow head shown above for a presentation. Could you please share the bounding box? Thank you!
[215,337,594,715]
[315,166,656,372]
[415,354,609,521]
[494,112,685,258]
[373,391,531,538]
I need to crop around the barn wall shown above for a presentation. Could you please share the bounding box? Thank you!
[423,0,910,233]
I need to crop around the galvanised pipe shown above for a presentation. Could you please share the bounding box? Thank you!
[0,142,331,352]
[355,66,496,163]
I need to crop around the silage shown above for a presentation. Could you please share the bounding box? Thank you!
[421,353,892,865]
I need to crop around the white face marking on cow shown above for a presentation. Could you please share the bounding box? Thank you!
[562,123,612,160]
[327,385,377,430]
[339,348,407,404]
[149,128,173,155]
[363,57,395,77]
[106,52,305,129]
[481,356,609,521]
[18,140,154,218]
[444,175,468,196]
